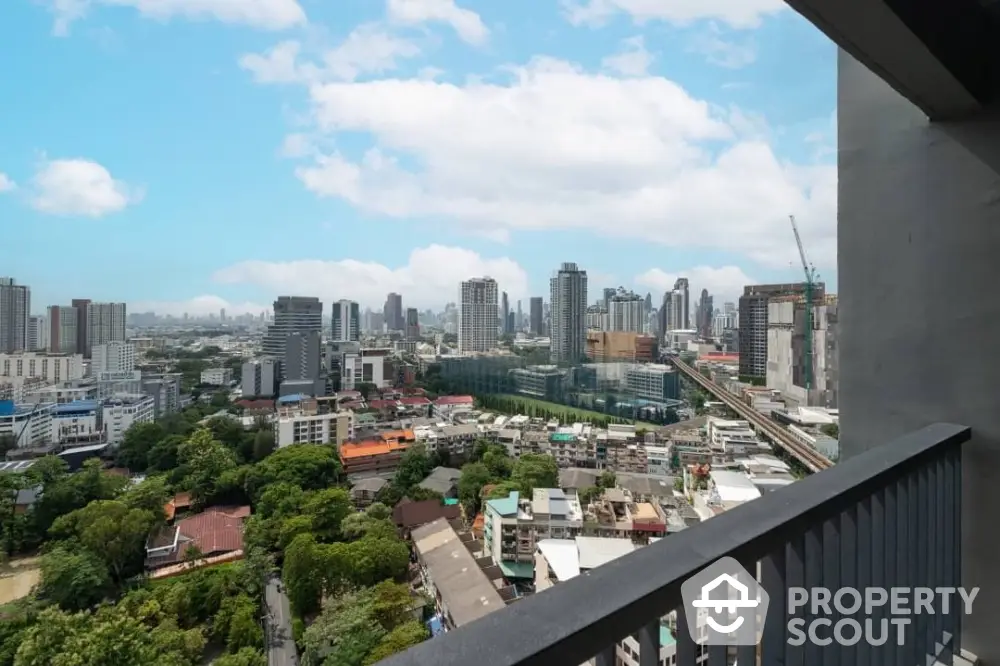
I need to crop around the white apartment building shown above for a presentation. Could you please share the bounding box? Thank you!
[705,417,769,456]
[484,488,585,578]
[91,342,136,377]
[0,402,54,449]
[51,400,101,445]
[458,277,499,353]
[241,358,280,398]
[275,409,353,448]
[200,367,232,385]
[24,382,99,405]
[340,348,388,390]
[102,395,155,447]
[0,352,85,383]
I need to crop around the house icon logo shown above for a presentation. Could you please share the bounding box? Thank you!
[680,556,769,646]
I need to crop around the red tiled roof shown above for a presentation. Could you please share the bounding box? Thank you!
[399,397,431,406]
[147,506,249,569]
[342,400,365,409]
[434,395,475,406]
[369,400,397,409]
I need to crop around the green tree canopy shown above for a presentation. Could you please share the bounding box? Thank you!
[117,422,167,472]
[36,547,112,612]
[244,444,341,499]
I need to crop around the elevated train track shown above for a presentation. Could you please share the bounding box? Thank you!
[670,357,833,473]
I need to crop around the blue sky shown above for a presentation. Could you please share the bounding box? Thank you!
[0,0,836,316]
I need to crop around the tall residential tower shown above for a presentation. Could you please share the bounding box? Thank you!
[458,278,498,353]
[549,262,587,363]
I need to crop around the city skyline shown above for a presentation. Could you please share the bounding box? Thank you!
[1,1,836,315]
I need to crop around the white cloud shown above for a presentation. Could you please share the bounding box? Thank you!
[47,0,306,36]
[211,245,529,309]
[688,25,757,69]
[279,133,315,158]
[239,26,421,85]
[562,0,785,29]
[291,57,835,268]
[601,36,653,77]
[635,265,756,303]
[30,158,142,217]
[0,173,15,192]
[386,0,489,45]
[130,295,271,318]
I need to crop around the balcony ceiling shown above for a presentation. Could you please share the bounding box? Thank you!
[786,0,1000,119]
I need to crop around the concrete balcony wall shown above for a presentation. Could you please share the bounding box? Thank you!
[837,47,1000,662]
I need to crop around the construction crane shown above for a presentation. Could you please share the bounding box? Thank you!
[789,215,819,391]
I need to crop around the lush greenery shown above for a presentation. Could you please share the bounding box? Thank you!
[820,423,839,439]
[456,439,559,517]
[0,393,429,666]
[478,394,661,429]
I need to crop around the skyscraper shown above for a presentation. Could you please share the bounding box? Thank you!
[71,298,91,356]
[87,302,127,350]
[738,282,822,380]
[0,278,29,353]
[47,305,78,354]
[529,297,544,336]
[550,262,588,363]
[458,278,498,353]
[607,288,645,333]
[673,278,690,329]
[331,300,360,342]
[697,289,714,338]
[262,296,323,359]
[383,293,403,331]
[516,300,523,331]
[405,307,420,341]
[501,291,510,335]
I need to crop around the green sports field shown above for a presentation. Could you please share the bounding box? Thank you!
[490,394,659,429]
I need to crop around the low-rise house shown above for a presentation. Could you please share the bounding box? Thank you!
[418,466,462,498]
[145,505,250,570]
[411,518,506,630]
[350,477,388,507]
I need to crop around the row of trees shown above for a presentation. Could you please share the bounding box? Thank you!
[476,394,631,428]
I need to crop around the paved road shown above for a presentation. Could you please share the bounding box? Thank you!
[265,576,299,666]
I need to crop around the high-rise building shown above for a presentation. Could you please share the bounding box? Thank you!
[659,291,686,337]
[0,278,30,354]
[672,278,690,329]
[281,331,324,396]
[262,296,323,360]
[602,288,615,312]
[383,293,403,331]
[331,300,360,342]
[696,289,714,338]
[47,305,78,354]
[27,315,46,351]
[550,262,588,363]
[607,288,645,333]
[458,278,499,353]
[86,302,126,352]
[91,341,136,377]
[738,282,823,380]
[70,299,91,357]
[501,291,510,335]
[516,300,523,332]
[529,297,544,336]
[405,307,420,341]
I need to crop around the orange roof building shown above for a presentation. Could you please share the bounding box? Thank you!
[340,438,410,477]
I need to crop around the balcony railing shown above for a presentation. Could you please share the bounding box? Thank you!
[377,423,969,666]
